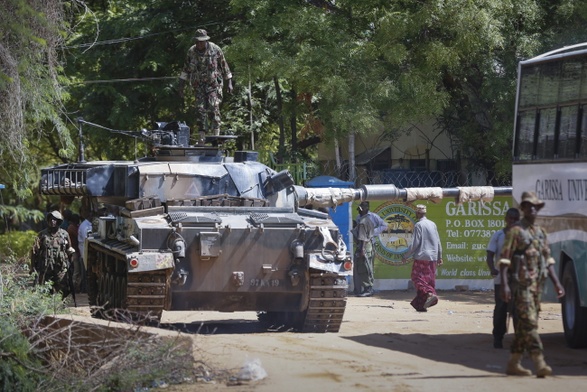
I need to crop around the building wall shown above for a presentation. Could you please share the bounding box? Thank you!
[317,122,459,184]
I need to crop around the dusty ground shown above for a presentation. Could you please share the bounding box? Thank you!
[69,290,587,391]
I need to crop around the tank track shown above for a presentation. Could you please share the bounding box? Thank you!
[87,243,171,323]
[301,271,348,333]
[258,271,348,332]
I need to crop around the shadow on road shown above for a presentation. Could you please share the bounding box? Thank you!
[159,319,279,335]
[343,331,587,377]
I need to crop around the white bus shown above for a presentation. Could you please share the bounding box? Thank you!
[513,42,587,348]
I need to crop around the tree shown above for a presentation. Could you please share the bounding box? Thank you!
[229,0,587,181]
[64,0,245,160]
[0,0,73,202]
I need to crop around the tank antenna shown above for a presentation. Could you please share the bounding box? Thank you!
[77,117,86,163]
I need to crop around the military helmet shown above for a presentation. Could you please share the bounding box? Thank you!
[47,210,64,221]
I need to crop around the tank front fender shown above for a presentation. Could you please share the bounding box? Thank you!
[307,253,352,276]
[127,252,174,273]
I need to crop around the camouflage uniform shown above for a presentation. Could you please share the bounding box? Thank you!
[498,217,554,355]
[31,227,74,296]
[180,41,232,134]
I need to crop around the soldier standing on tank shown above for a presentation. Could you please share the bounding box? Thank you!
[498,191,565,377]
[30,210,75,298]
[178,29,233,144]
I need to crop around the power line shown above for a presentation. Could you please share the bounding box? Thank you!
[75,76,178,84]
[67,29,180,49]
[66,22,221,49]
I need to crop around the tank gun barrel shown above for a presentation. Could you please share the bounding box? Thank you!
[296,185,512,208]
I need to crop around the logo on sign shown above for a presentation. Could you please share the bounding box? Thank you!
[372,202,417,266]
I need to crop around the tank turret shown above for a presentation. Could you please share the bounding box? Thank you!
[40,121,512,332]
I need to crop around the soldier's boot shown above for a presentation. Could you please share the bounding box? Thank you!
[530,352,552,378]
[506,353,532,376]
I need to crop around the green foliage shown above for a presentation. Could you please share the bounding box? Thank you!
[0,317,42,392]
[1,258,196,391]
[0,262,58,391]
[2,0,587,198]
[0,0,73,197]
[0,231,37,260]
[64,0,240,159]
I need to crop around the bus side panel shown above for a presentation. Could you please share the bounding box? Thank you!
[551,240,587,306]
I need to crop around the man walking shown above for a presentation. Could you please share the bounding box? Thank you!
[351,201,388,297]
[486,207,520,348]
[498,191,565,377]
[30,210,75,298]
[402,204,442,312]
[178,29,233,144]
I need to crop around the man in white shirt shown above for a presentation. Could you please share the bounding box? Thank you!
[78,208,93,293]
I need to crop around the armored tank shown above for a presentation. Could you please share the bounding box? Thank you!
[40,121,511,332]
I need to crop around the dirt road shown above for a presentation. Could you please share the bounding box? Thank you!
[69,290,586,391]
[146,290,585,392]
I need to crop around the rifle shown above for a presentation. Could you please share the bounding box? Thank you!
[67,258,77,307]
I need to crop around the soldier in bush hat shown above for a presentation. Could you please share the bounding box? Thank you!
[520,191,545,210]
[178,28,233,144]
[30,210,75,298]
[498,191,564,377]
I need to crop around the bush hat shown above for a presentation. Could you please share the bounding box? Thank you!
[520,191,545,210]
[194,29,210,41]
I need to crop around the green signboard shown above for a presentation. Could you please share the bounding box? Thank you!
[352,196,512,283]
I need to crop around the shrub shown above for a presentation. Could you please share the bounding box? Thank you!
[1,261,57,391]
[0,231,37,262]
[1,260,198,391]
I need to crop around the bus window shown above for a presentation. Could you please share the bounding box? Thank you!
[581,60,587,100]
[519,66,540,108]
[537,108,557,159]
[537,61,560,106]
[558,105,579,159]
[580,106,587,158]
[515,110,536,160]
[560,61,582,103]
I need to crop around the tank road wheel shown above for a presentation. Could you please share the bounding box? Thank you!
[562,262,587,348]
[301,271,348,333]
